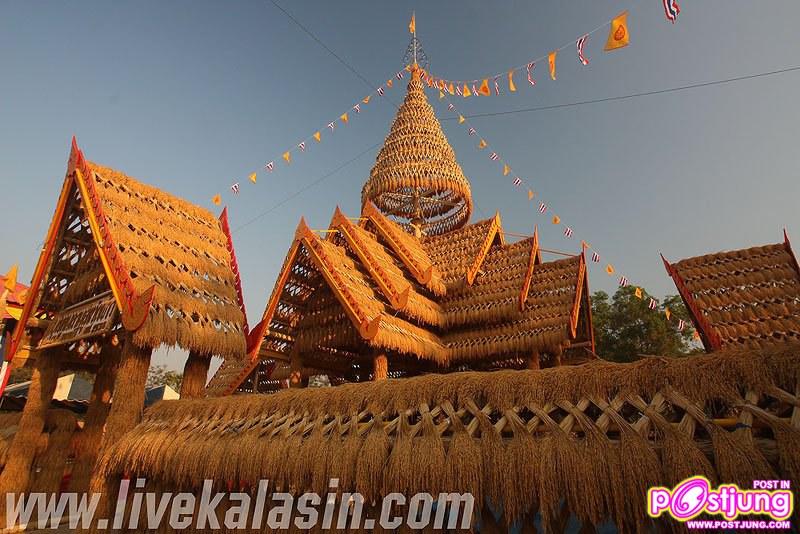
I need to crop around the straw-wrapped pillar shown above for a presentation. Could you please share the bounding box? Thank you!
[373,353,388,380]
[69,348,119,494]
[0,348,61,505]
[29,409,78,494]
[180,351,209,399]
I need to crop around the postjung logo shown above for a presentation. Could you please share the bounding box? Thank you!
[647,476,793,522]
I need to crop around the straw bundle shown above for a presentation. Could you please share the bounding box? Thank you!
[102,342,800,530]
[30,409,78,494]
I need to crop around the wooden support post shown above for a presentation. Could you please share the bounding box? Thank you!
[289,350,304,388]
[373,353,388,380]
[180,351,210,399]
[0,348,61,514]
[68,348,119,494]
[526,351,541,370]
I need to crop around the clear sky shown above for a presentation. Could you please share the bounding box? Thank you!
[2,1,799,371]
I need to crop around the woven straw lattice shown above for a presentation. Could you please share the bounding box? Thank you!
[362,68,473,236]
[104,343,800,531]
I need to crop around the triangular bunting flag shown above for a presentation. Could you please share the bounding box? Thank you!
[478,139,487,149]
[463,84,471,97]
[212,194,221,206]
[3,264,18,292]
[552,215,561,225]
[665,307,671,320]
[439,91,444,99]
[527,190,534,200]
[634,287,643,299]
[362,95,371,104]
[283,151,291,164]
[249,172,257,184]
[313,131,321,142]
[479,79,491,96]
[386,79,393,88]
[548,51,557,80]
[458,115,465,124]
[448,83,455,95]
[606,264,615,275]
[503,164,510,176]
[340,113,348,123]
[508,70,517,92]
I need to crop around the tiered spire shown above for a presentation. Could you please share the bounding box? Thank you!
[361,66,473,237]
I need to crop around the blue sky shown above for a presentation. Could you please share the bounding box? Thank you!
[2,1,799,370]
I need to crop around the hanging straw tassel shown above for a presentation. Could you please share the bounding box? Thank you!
[325,414,362,495]
[709,426,776,487]
[382,411,415,497]
[442,400,482,508]
[355,413,390,502]
[500,411,539,527]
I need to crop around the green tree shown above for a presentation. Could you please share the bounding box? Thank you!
[146,365,183,391]
[592,286,697,362]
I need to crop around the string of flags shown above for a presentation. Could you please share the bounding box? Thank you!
[416,11,636,100]
[436,90,699,341]
[211,67,408,206]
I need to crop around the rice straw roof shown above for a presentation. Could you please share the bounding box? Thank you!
[104,341,800,531]
[208,206,592,395]
[362,67,473,236]
[665,233,800,352]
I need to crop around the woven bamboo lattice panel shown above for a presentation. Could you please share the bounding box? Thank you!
[361,67,473,237]
[107,343,800,531]
[667,240,800,352]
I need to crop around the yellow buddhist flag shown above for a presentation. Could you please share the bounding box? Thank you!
[634,287,643,299]
[439,91,444,99]
[606,264,615,275]
[605,11,630,51]
[503,164,510,176]
[479,79,491,96]
[4,264,18,292]
[665,307,671,321]
[548,51,557,80]
[362,95,371,104]
[283,151,291,164]
[409,12,415,34]
[552,215,561,225]
[528,190,535,200]
[478,139,487,149]
[463,84,471,97]
[340,113,348,124]
[448,83,455,95]
[387,79,393,88]
[249,172,257,184]
[313,131,321,142]
[508,70,516,92]
[212,194,221,206]
[458,115,465,124]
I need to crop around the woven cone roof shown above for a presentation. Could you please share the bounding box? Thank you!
[362,67,472,236]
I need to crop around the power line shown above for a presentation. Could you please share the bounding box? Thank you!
[233,142,382,234]
[442,65,800,120]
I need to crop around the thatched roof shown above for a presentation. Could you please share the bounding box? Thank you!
[102,342,800,531]
[207,203,593,395]
[361,66,472,236]
[7,139,247,362]
[664,233,800,352]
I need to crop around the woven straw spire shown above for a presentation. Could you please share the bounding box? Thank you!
[362,66,473,236]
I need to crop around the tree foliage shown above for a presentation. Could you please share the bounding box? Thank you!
[591,286,698,362]
[146,364,183,391]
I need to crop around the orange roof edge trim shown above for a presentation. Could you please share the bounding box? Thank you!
[218,207,250,337]
[331,207,411,312]
[296,219,380,341]
[519,226,541,311]
[466,212,503,286]
[569,253,587,339]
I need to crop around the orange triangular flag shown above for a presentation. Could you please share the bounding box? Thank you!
[552,215,561,225]
[283,151,291,164]
[249,172,257,184]
[3,264,18,292]
[548,51,557,80]
[386,79,393,88]
[463,84,471,97]
[439,91,444,99]
[313,131,321,142]
[606,264,615,275]
[527,190,534,200]
[212,194,221,206]
[503,164,510,176]
[508,70,517,92]
[478,139,487,149]
[634,287,643,299]
[479,79,491,96]
[448,83,455,95]
[340,113,348,123]
[605,11,630,51]
[362,95,371,105]
[408,12,415,34]
[458,115,465,124]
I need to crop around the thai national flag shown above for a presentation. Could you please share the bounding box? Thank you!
[591,251,600,263]
[664,0,680,23]
[231,183,240,194]
[264,161,274,172]
[577,35,589,66]
[619,275,628,287]
[489,152,499,161]
[538,202,547,213]
[564,227,573,238]
[649,298,658,310]
[513,177,522,186]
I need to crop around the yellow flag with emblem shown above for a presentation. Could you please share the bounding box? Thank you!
[605,11,630,51]
[409,12,415,34]
[479,79,491,96]
[606,264,615,275]
[634,287,643,299]
[478,139,487,149]
[458,115,465,124]
[552,215,561,225]
[283,151,291,164]
[503,164,510,176]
